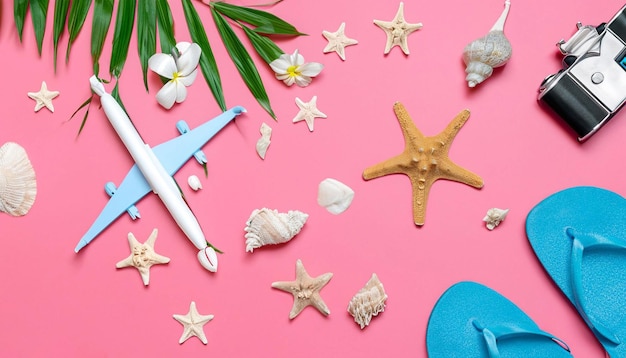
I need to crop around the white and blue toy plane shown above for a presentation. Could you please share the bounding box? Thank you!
[75,76,245,272]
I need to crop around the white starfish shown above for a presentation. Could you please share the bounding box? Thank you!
[374,2,423,55]
[322,22,358,61]
[293,96,327,132]
[115,229,170,286]
[27,81,60,112]
[173,301,214,344]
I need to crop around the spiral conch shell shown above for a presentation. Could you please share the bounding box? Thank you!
[244,208,309,252]
[347,273,388,329]
[0,142,37,216]
[462,1,512,87]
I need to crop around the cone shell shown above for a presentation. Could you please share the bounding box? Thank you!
[244,208,308,252]
[347,274,388,329]
[0,142,37,216]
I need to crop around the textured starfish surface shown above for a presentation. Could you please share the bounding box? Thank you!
[115,228,170,286]
[322,22,358,61]
[293,96,327,132]
[363,102,483,225]
[173,301,214,344]
[373,2,423,55]
[27,81,59,112]
[272,259,333,319]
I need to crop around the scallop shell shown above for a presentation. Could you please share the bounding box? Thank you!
[187,175,202,191]
[347,273,388,329]
[462,1,512,87]
[244,208,308,252]
[317,178,354,215]
[0,142,37,216]
[256,123,272,160]
[483,207,509,230]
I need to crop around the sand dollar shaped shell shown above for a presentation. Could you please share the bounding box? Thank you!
[0,142,37,216]
[462,1,512,87]
[244,208,309,252]
[347,273,388,329]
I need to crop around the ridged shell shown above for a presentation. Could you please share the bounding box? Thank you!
[347,273,388,329]
[317,178,354,215]
[483,207,509,230]
[244,208,308,252]
[462,1,512,87]
[0,142,37,216]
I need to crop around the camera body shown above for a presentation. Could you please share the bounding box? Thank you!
[538,6,626,141]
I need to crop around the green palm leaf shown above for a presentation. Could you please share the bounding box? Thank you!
[14,0,29,40]
[242,25,283,64]
[52,0,70,70]
[156,0,176,54]
[211,1,304,36]
[30,0,49,55]
[109,0,136,78]
[137,0,157,91]
[66,0,93,62]
[182,0,226,112]
[91,0,113,75]
[212,8,275,119]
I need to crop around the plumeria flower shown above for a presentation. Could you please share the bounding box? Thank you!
[148,42,201,109]
[269,49,323,87]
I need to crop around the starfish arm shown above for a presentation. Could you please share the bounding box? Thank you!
[435,110,471,150]
[115,255,134,268]
[363,153,410,180]
[309,292,331,316]
[409,175,435,226]
[138,267,151,286]
[288,299,309,319]
[438,159,484,188]
[271,280,297,293]
[393,102,425,148]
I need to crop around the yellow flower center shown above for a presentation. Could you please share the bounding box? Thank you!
[287,65,300,77]
[172,71,181,81]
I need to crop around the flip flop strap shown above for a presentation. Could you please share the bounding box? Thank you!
[472,320,570,358]
[567,228,622,345]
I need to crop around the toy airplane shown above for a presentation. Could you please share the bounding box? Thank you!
[75,76,246,272]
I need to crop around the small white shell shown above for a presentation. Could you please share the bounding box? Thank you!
[256,123,272,159]
[187,175,202,191]
[317,178,354,215]
[483,208,509,230]
[0,142,37,216]
[244,208,308,252]
[462,1,512,87]
[347,274,388,329]
[197,247,218,272]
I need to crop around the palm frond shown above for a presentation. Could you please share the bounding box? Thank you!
[52,0,70,70]
[109,0,136,79]
[91,0,113,76]
[66,0,93,62]
[30,0,49,55]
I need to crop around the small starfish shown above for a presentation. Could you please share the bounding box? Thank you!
[322,22,358,61]
[293,96,327,132]
[173,301,214,345]
[272,259,333,319]
[115,229,170,286]
[374,2,423,55]
[27,81,60,112]
[363,102,483,226]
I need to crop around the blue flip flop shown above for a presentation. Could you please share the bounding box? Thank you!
[426,281,571,357]
[526,186,626,358]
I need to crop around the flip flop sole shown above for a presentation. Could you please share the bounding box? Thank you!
[526,186,626,357]
[426,281,571,357]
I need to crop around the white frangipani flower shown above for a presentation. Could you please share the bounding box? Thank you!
[148,42,201,109]
[269,49,323,87]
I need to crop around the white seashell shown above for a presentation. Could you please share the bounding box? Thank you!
[483,207,509,230]
[187,175,202,191]
[244,208,308,252]
[462,1,512,87]
[347,273,388,329]
[256,123,272,159]
[0,142,37,216]
[317,178,354,215]
[197,247,218,272]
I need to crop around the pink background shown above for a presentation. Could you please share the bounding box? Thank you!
[1,0,624,356]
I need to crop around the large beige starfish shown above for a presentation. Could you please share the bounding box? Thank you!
[374,2,423,55]
[271,259,333,319]
[27,81,59,112]
[363,102,484,226]
[173,301,214,344]
[115,229,170,285]
[322,22,358,61]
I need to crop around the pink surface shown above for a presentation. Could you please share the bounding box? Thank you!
[1,0,625,356]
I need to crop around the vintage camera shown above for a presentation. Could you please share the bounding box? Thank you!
[538,5,626,141]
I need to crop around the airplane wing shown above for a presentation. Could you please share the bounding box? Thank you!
[74,106,246,252]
